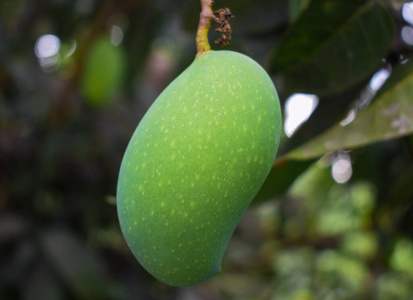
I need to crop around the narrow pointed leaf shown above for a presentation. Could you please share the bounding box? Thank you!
[285,60,413,161]
[255,59,413,202]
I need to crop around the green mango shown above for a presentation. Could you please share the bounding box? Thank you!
[81,36,125,106]
[117,50,281,287]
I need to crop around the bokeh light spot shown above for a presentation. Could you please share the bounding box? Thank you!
[284,93,319,137]
[35,34,61,59]
[402,2,413,25]
[402,26,413,45]
[111,25,124,46]
[332,152,352,184]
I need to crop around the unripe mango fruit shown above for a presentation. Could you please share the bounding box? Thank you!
[117,50,281,287]
[81,36,125,106]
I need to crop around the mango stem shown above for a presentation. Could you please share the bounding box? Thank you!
[196,0,218,57]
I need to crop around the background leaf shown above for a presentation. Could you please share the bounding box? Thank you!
[289,0,310,22]
[285,59,413,161]
[271,0,394,95]
[253,158,314,202]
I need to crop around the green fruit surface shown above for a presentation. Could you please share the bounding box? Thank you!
[117,50,281,287]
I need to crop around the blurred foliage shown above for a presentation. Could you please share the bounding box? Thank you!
[0,0,413,299]
[81,36,126,106]
[271,0,395,94]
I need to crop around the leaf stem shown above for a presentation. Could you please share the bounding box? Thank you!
[196,0,218,57]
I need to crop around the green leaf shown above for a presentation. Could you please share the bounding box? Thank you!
[285,59,413,160]
[271,0,394,95]
[256,59,413,202]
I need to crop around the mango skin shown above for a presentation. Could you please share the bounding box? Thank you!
[117,50,281,287]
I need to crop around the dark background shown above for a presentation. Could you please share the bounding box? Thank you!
[1,0,413,299]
